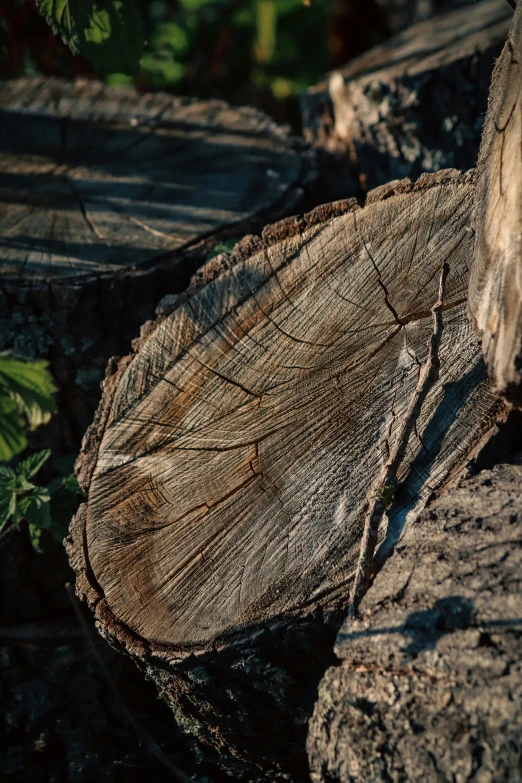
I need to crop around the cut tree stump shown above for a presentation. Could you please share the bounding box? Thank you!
[67,170,500,780]
[0,77,311,452]
[308,462,522,783]
[470,1,522,407]
[301,0,510,202]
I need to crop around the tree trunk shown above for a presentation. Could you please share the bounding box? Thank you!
[0,77,312,452]
[308,461,522,782]
[67,169,500,779]
[301,0,510,203]
[470,1,522,407]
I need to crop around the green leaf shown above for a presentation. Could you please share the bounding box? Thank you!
[8,492,17,521]
[36,0,79,54]
[36,0,145,74]
[0,352,56,432]
[18,449,52,479]
[12,475,36,494]
[0,494,13,531]
[27,524,44,553]
[18,487,52,530]
[0,465,16,484]
[60,473,84,495]
[205,239,240,262]
[0,395,27,462]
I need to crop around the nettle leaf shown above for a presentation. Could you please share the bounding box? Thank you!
[0,395,27,462]
[60,472,84,495]
[27,524,44,553]
[8,492,17,522]
[36,0,144,74]
[18,449,52,480]
[18,487,52,530]
[12,475,36,494]
[0,464,16,485]
[36,0,80,54]
[0,352,56,431]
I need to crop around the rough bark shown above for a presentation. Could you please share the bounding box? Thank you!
[66,170,500,779]
[0,77,312,452]
[308,462,522,782]
[301,0,509,202]
[470,1,522,407]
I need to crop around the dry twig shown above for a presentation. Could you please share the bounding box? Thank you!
[349,261,449,616]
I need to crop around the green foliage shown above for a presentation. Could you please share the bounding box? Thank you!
[206,238,240,262]
[31,0,337,104]
[0,352,56,462]
[137,0,335,98]
[379,483,396,508]
[35,0,144,73]
[0,450,52,550]
[0,353,83,551]
[0,449,84,551]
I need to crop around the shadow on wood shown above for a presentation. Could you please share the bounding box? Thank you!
[301,0,510,202]
[309,463,522,782]
[0,77,312,452]
[67,170,499,779]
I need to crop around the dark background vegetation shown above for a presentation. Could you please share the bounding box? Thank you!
[0,0,469,128]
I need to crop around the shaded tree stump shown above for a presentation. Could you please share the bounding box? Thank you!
[67,170,500,780]
[0,77,312,452]
[470,1,522,407]
[308,462,522,782]
[301,0,510,202]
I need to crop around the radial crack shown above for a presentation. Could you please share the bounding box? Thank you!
[349,260,450,616]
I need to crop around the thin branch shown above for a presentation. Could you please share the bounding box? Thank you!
[348,261,449,616]
[505,0,516,11]
[65,583,194,783]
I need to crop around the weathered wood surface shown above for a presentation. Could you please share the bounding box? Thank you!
[0,77,311,450]
[301,0,510,201]
[67,170,500,778]
[308,462,522,782]
[470,2,522,407]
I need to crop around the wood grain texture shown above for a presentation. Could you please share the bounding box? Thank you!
[69,170,499,655]
[0,77,303,281]
[470,2,522,407]
[66,170,502,777]
[301,0,509,201]
[308,463,522,782]
[0,78,311,453]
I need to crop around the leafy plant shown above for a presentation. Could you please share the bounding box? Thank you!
[0,352,84,550]
[0,449,51,550]
[35,0,144,74]
[0,448,85,551]
[0,352,56,462]
[206,238,240,262]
